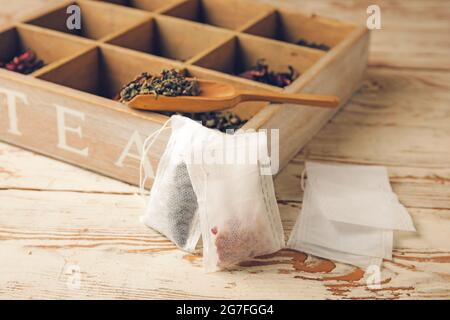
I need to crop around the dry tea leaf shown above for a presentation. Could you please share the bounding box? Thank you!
[119,69,200,102]
[0,49,44,74]
[296,38,330,51]
[238,59,298,88]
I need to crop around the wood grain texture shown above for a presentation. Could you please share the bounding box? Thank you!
[0,187,449,300]
[1,0,449,300]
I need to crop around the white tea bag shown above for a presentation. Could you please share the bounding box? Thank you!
[288,179,390,268]
[141,115,212,252]
[307,162,415,231]
[288,161,415,268]
[186,130,284,272]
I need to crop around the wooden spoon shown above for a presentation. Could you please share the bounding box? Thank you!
[126,79,340,113]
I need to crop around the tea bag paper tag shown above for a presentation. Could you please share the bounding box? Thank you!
[296,179,393,259]
[306,161,391,190]
[311,182,416,231]
[288,161,415,267]
[288,179,392,266]
[306,162,415,231]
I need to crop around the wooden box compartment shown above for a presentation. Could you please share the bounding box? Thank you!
[0,25,93,75]
[191,33,325,88]
[106,16,234,62]
[95,0,186,13]
[36,43,274,123]
[0,0,370,186]
[243,8,355,50]
[26,0,150,40]
[163,0,273,31]
[37,45,183,99]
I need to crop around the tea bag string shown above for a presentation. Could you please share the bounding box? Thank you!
[300,167,307,191]
[139,119,172,197]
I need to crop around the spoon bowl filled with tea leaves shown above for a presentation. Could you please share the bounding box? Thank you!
[120,69,340,113]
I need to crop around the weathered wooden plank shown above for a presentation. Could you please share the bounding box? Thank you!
[1,0,449,300]
[0,142,137,193]
[0,189,448,299]
[341,68,450,129]
[288,68,450,169]
[3,139,448,211]
[297,124,448,168]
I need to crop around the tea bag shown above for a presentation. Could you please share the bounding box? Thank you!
[288,161,415,268]
[186,130,285,272]
[141,115,213,252]
[288,178,390,267]
[306,162,415,231]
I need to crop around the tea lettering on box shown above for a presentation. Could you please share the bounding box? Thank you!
[55,104,89,157]
[0,86,28,136]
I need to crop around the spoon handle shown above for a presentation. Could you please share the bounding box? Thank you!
[239,91,340,108]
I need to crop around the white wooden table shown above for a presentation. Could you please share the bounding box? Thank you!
[1,0,449,299]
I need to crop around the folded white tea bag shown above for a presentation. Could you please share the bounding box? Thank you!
[141,115,215,252]
[288,161,415,268]
[306,162,415,231]
[186,130,285,272]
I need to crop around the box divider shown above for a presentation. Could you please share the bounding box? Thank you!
[34,46,101,93]
[21,0,74,24]
[99,15,154,43]
[184,32,236,65]
[155,0,191,14]
[30,45,98,78]
[98,42,186,70]
[236,7,276,33]
[238,32,328,65]
[17,22,96,46]
[188,64,281,92]
[150,15,235,62]
[248,32,330,57]
[0,23,96,78]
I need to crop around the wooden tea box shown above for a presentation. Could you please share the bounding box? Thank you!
[0,0,369,186]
